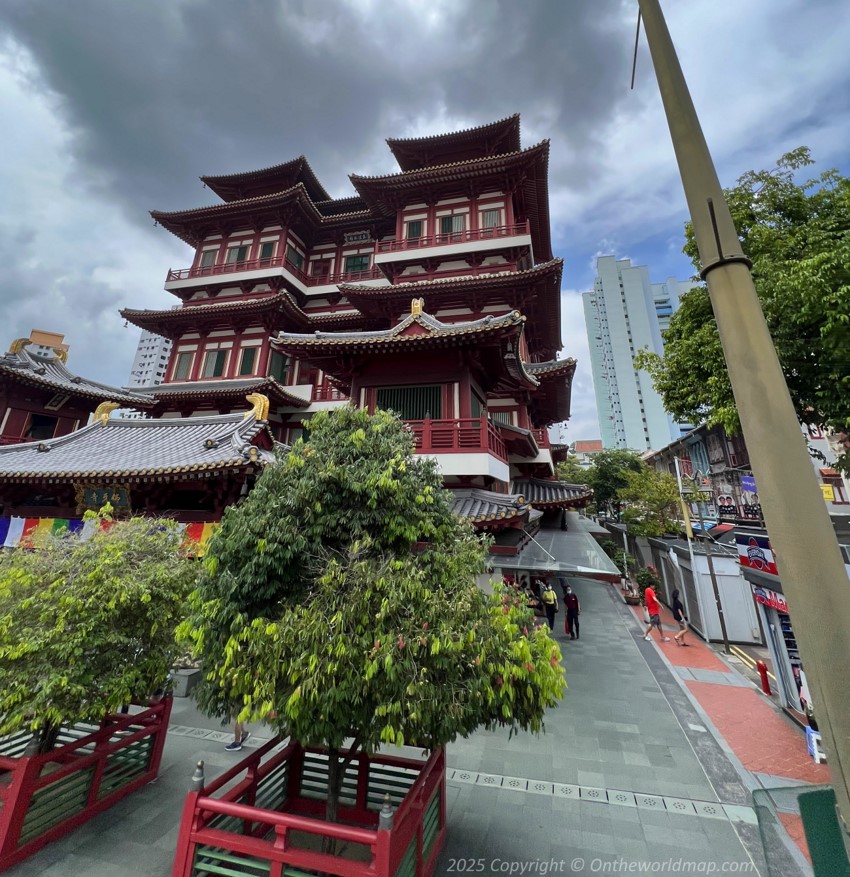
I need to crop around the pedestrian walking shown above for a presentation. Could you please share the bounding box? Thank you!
[643,585,670,642]
[541,580,559,631]
[671,588,689,646]
[563,584,581,640]
[224,720,251,752]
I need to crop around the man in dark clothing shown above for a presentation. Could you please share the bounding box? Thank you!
[563,585,581,639]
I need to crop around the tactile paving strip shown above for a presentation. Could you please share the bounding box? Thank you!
[167,727,755,826]
[446,766,755,825]
[167,725,270,748]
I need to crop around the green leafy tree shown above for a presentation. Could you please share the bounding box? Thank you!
[618,467,682,538]
[556,455,590,485]
[635,148,850,469]
[181,407,565,823]
[634,565,661,606]
[0,515,195,752]
[588,449,644,520]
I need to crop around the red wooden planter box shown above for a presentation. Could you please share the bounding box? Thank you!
[172,740,446,877]
[0,697,172,872]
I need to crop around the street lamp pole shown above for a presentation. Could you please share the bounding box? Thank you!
[637,0,850,844]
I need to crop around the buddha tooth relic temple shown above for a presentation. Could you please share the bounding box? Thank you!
[0,115,612,573]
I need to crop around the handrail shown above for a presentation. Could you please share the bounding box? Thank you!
[165,256,384,287]
[202,736,290,797]
[407,418,508,463]
[377,221,531,253]
[195,797,379,846]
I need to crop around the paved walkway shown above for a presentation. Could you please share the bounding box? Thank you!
[627,597,831,867]
[7,579,820,876]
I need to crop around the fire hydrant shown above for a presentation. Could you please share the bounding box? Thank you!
[756,660,772,695]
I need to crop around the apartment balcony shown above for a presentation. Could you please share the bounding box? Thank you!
[407,418,509,480]
[163,256,386,295]
[374,222,532,266]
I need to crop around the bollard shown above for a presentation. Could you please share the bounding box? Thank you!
[756,660,772,695]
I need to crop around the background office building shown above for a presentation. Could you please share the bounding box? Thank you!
[126,329,173,389]
[582,256,695,451]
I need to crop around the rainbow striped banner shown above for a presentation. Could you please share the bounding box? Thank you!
[0,517,219,555]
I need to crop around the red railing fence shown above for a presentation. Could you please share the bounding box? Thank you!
[407,419,508,463]
[172,741,446,877]
[0,698,172,873]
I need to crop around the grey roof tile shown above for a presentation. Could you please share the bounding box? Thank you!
[0,412,276,481]
[511,478,592,508]
[0,347,152,407]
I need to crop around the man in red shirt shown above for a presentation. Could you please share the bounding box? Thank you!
[643,586,670,643]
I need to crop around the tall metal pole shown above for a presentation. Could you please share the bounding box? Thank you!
[638,0,850,843]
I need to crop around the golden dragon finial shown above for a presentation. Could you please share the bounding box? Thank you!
[94,401,120,426]
[244,393,270,421]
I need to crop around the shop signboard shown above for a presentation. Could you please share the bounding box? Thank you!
[751,584,788,613]
[736,534,779,576]
[821,483,835,501]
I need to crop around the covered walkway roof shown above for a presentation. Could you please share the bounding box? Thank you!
[492,512,621,581]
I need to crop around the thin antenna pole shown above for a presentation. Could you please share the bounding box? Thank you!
[630,11,642,90]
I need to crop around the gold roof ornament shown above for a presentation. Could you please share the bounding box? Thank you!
[244,392,270,421]
[53,347,69,364]
[411,297,425,316]
[8,338,29,354]
[94,401,120,426]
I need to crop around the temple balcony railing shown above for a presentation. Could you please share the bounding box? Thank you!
[531,428,550,448]
[311,383,349,403]
[407,418,508,464]
[0,435,33,446]
[375,222,530,255]
[164,256,386,293]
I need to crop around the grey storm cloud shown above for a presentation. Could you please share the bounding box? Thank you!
[0,0,633,216]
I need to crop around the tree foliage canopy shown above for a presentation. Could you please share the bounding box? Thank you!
[635,148,850,469]
[618,467,681,538]
[0,515,195,741]
[586,449,644,519]
[556,456,590,485]
[181,408,565,774]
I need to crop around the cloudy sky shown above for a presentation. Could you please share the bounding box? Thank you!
[1,0,848,440]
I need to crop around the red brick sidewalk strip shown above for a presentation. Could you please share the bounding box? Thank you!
[620,584,830,863]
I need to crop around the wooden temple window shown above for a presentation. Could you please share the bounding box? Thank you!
[25,413,58,440]
[286,245,304,271]
[344,254,370,274]
[172,351,194,381]
[258,241,275,264]
[226,245,248,265]
[480,208,501,229]
[238,347,258,376]
[297,365,317,387]
[376,385,442,421]
[470,390,487,419]
[439,214,464,240]
[406,220,423,240]
[202,349,228,378]
[269,351,291,383]
[198,249,217,269]
[311,259,331,279]
[490,410,515,427]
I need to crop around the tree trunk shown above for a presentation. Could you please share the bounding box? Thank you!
[37,722,61,755]
[323,746,341,855]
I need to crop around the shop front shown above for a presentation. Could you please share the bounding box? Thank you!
[736,534,813,717]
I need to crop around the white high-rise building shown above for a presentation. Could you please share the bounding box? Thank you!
[126,329,172,389]
[582,256,694,451]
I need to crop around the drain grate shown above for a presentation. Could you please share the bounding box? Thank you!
[447,767,755,825]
